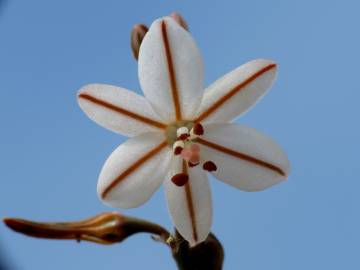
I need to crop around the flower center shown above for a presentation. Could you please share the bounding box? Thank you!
[166,122,217,186]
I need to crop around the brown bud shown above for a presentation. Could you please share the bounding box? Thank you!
[131,24,148,60]
[170,12,189,31]
[3,212,169,245]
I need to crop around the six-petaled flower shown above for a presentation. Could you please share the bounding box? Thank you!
[77,16,290,246]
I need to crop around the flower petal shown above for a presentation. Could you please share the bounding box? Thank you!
[138,17,204,122]
[196,59,277,124]
[164,157,212,246]
[78,84,166,137]
[97,132,171,208]
[198,123,290,191]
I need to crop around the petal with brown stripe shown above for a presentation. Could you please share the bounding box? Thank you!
[97,132,171,208]
[138,17,204,122]
[199,123,290,191]
[164,156,212,246]
[78,84,166,137]
[196,59,277,124]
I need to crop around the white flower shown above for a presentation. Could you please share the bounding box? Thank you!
[77,17,290,246]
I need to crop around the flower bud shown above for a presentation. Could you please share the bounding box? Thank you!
[131,24,148,60]
[3,212,169,245]
[170,12,189,31]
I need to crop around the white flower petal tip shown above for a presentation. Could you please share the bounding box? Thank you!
[138,17,204,122]
[77,84,166,137]
[165,158,212,246]
[97,132,171,209]
[199,123,289,192]
[196,59,278,124]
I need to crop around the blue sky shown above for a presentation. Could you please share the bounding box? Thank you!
[0,0,359,269]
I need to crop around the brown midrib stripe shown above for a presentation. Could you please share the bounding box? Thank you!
[161,20,182,121]
[79,94,166,129]
[101,141,168,199]
[196,63,277,122]
[197,138,285,176]
[183,160,198,242]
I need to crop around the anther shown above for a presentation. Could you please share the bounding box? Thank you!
[177,127,189,137]
[173,140,184,155]
[174,147,182,155]
[177,127,189,140]
[192,123,204,136]
[171,173,189,186]
[178,133,190,140]
[203,161,217,172]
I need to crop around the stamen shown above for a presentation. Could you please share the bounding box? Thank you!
[173,140,184,155]
[171,125,208,173]
[203,161,217,172]
[171,173,189,186]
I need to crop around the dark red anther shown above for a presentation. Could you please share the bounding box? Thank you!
[173,147,183,155]
[203,161,217,172]
[178,133,190,140]
[171,173,189,186]
[193,123,204,136]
